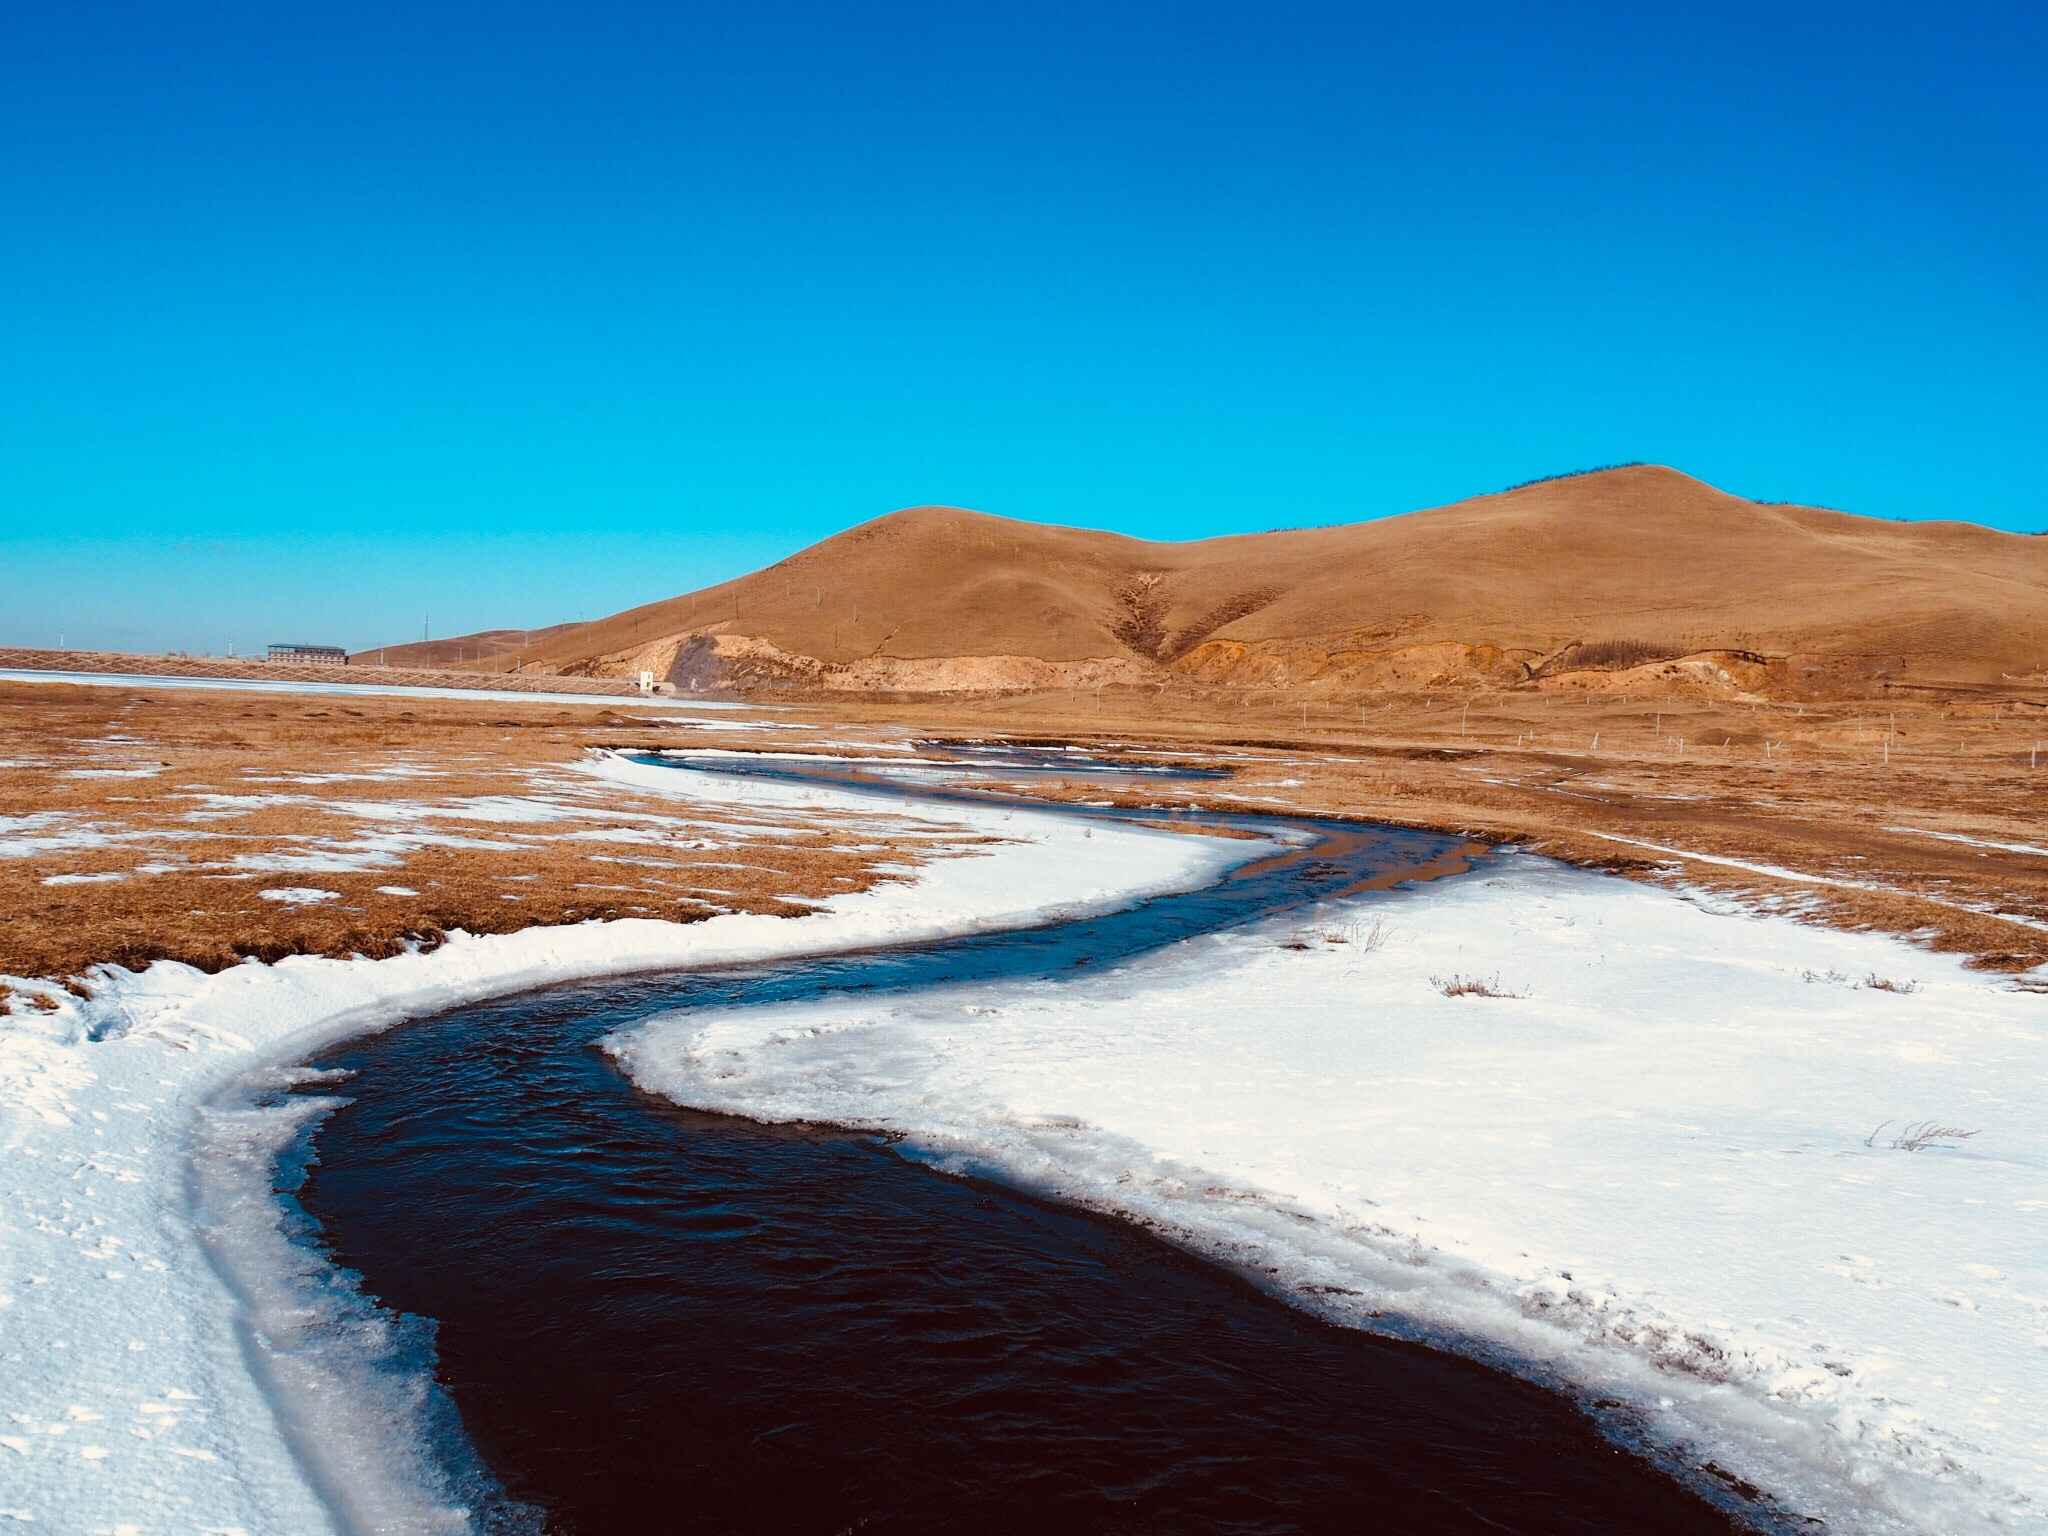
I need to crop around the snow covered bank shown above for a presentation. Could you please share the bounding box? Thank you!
[612,854,2048,1536]
[0,758,1262,1534]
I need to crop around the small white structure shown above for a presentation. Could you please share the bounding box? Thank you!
[267,643,348,665]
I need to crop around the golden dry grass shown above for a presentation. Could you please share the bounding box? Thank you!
[795,686,2048,973]
[0,646,642,696]
[6,670,2045,994]
[0,681,951,985]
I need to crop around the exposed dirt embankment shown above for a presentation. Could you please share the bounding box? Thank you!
[1171,636,1539,691]
[533,624,1933,706]
[547,630,1159,694]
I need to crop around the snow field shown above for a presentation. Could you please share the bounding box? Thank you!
[0,756,1263,1535]
[610,854,2048,1536]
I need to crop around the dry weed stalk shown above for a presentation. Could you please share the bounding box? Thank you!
[1317,915,1390,950]
[1864,1120,1981,1151]
[1430,971,1527,998]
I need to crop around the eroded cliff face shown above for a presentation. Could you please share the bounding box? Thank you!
[822,653,1157,692]
[537,622,1886,701]
[548,630,1159,694]
[1171,637,1540,691]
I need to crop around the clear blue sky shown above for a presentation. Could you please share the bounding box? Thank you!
[3,0,2043,654]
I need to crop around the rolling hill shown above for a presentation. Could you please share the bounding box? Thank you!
[368,466,2048,699]
[351,623,586,671]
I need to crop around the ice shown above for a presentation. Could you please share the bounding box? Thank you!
[609,853,2048,1536]
[0,753,1256,1533]
[189,1070,532,1534]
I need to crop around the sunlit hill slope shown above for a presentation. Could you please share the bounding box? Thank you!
[365,467,2048,699]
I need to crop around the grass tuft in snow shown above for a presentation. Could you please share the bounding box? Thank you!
[1806,967,1921,993]
[1281,915,1391,953]
[1430,971,1528,998]
[1864,1120,1982,1152]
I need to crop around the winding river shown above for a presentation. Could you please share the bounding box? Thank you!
[239,748,1748,1534]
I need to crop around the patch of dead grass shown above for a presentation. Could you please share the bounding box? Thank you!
[0,683,939,983]
[779,688,2048,974]
[10,672,2048,984]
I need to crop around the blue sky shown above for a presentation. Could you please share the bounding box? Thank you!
[3,0,2043,653]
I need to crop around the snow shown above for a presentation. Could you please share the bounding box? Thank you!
[664,747,957,765]
[1886,826,2048,860]
[13,739,2045,1534]
[611,854,2048,1536]
[7,776,894,885]
[0,667,758,713]
[1581,830,1840,883]
[1586,831,2048,934]
[0,755,1256,1535]
[0,813,218,860]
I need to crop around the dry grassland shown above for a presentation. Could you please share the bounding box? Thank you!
[814,685,2048,976]
[7,673,2047,996]
[0,681,949,987]
[0,646,644,698]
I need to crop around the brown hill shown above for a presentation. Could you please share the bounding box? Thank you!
[398,466,2048,699]
[352,623,585,671]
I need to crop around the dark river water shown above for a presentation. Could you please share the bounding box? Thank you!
[278,751,1750,1534]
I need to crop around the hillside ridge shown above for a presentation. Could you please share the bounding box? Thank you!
[366,466,2048,698]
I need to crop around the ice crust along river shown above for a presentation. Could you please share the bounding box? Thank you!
[0,753,1262,1533]
[3,748,2043,1534]
[292,949,1734,1535]
[618,852,2048,1536]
